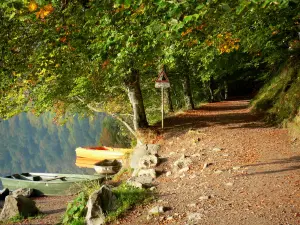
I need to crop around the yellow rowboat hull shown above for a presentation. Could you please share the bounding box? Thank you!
[75,147,132,161]
[75,157,103,168]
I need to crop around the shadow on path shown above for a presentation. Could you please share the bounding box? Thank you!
[153,100,268,139]
[241,156,300,176]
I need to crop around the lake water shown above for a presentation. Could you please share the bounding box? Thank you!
[0,112,123,190]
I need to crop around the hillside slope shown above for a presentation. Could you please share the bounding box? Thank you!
[252,60,300,136]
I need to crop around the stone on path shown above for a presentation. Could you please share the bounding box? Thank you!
[148,206,165,215]
[12,188,33,198]
[212,147,222,152]
[0,188,9,201]
[187,212,203,224]
[0,195,39,221]
[85,185,117,225]
[173,154,192,174]
[199,195,210,200]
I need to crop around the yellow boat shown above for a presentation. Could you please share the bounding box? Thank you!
[75,157,102,168]
[75,146,132,161]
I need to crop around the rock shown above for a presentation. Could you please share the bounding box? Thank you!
[0,188,9,201]
[199,195,210,200]
[187,203,197,207]
[85,185,117,225]
[12,188,33,198]
[202,162,212,170]
[191,153,201,157]
[166,216,173,221]
[126,180,143,189]
[232,166,241,170]
[189,174,197,179]
[166,171,172,177]
[225,182,234,186]
[147,144,160,155]
[127,175,154,187]
[149,186,156,191]
[138,155,158,169]
[130,144,149,169]
[214,170,223,174]
[130,144,160,169]
[173,155,192,173]
[0,195,39,221]
[149,206,165,215]
[212,147,222,152]
[179,167,189,174]
[137,169,156,178]
[187,212,203,224]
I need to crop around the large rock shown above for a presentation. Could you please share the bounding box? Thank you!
[127,175,154,189]
[0,188,9,201]
[138,155,158,169]
[0,195,39,221]
[12,188,33,198]
[130,144,160,169]
[85,185,117,225]
[137,169,156,178]
[146,144,160,155]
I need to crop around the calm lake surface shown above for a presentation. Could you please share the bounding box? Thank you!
[0,112,112,189]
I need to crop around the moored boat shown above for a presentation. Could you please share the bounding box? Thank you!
[0,172,103,196]
[75,146,132,161]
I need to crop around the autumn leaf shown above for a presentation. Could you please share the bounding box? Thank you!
[28,1,38,12]
[36,4,54,19]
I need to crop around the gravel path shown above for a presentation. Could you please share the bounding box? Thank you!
[115,100,300,225]
[5,100,299,225]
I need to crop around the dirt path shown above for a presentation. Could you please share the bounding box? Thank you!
[8,100,299,225]
[115,100,300,225]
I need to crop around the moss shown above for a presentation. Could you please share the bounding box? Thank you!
[252,60,300,127]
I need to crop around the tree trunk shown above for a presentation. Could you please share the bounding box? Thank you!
[224,81,228,100]
[209,77,216,102]
[182,73,195,110]
[166,88,174,112]
[125,69,148,130]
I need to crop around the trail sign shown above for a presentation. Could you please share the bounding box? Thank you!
[155,68,170,88]
[155,67,170,129]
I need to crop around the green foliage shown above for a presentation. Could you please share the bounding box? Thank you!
[252,59,300,124]
[99,117,132,148]
[105,183,153,223]
[1,213,44,224]
[62,192,88,225]
[1,0,300,134]
[62,182,152,225]
[71,180,102,197]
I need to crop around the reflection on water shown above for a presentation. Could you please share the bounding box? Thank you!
[0,112,109,190]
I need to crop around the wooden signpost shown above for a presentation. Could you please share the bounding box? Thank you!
[155,68,170,129]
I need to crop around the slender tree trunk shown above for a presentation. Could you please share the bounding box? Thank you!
[209,77,216,102]
[182,73,195,110]
[224,81,228,100]
[125,69,148,130]
[166,88,174,112]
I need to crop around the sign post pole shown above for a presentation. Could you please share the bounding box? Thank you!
[161,87,164,129]
[155,67,170,130]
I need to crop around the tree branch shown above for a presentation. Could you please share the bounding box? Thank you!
[76,96,142,144]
